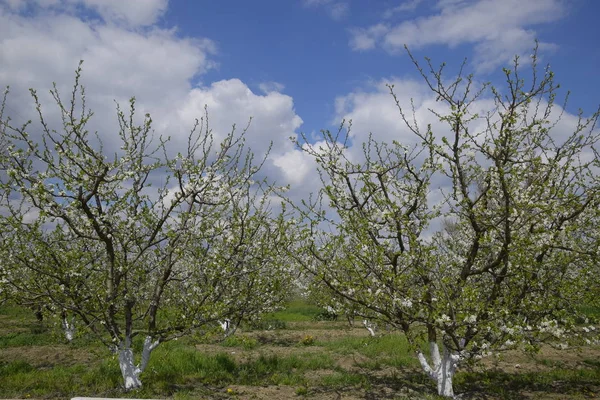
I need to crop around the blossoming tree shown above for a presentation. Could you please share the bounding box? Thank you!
[292,50,600,397]
[0,64,294,390]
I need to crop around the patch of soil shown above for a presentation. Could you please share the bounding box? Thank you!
[0,345,100,368]
[195,342,328,363]
[244,323,372,344]
[478,344,600,373]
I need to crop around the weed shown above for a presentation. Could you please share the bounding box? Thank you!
[324,334,417,368]
[319,371,367,387]
[245,318,287,331]
[222,335,258,350]
[295,386,309,395]
[313,310,338,321]
[0,331,56,348]
[1,301,600,399]
[269,300,323,322]
[300,335,315,346]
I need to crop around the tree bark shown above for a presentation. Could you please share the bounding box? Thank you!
[61,313,76,342]
[117,335,159,390]
[417,342,459,398]
[362,319,376,337]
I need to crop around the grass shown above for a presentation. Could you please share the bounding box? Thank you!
[0,329,56,348]
[456,368,600,399]
[579,305,600,321]
[0,341,336,398]
[1,300,600,399]
[269,299,323,322]
[324,333,419,369]
[222,334,259,350]
[0,360,121,399]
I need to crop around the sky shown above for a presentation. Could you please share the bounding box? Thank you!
[0,0,599,200]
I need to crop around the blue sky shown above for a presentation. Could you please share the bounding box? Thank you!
[164,0,600,131]
[0,0,599,195]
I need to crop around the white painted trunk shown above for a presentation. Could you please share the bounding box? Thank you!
[61,315,76,342]
[219,319,231,333]
[118,345,142,390]
[219,319,237,338]
[362,319,376,337]
[417,342,460,398]
[118,335,160,390]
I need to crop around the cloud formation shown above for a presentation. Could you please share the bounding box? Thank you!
[350,0,565,71]
[303,0,349,21]
[0,0,305,190]
[2,0,169,26]
[382,0,425,18]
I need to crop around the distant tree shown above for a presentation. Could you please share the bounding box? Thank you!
[292,48,600,397]
[0,63,293,390]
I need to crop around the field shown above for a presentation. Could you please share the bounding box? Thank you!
[1,301,599,400]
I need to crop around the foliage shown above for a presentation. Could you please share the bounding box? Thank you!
[0,62,294,389]
[291,46,600,397]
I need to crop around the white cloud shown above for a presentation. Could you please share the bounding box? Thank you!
[0,0,168,26]
[172,79,303,156]
[272,149,313,185]
[349,0,565,71]
[329,2,349,20]
[382,0,424,18]
[76,0,169,27]
[258,81,285,94]
[303,0,349,21]
[2,0,24,11]
[0,1,308,191]
[349,24,388,51]
[331,70,596,180]
[0,7,216,131]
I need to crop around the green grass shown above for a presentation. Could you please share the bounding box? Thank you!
[324,333,418,368]
[455,368,600,398]
[269,299,323,322]
[2,301,600,399]
[237,353,335,385]
[145,341,337,389]
[0,360,122,399]
[0,329,57,348]
[0,307,60,348]
[318,371,369,388]
[0,338,337,398]
[222,334,259,350]
[579,305,600,320]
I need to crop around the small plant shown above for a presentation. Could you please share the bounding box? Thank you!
[300,335,315,346]
[313,310,338,321]
[246,318,287,331]
[222,335,258,350]
[295,386,308,396]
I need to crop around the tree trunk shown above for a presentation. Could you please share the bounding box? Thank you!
[61,312,75,342]
[117,335,159,390]
[34,305,44,322]
[417,342,459,398]
[346,314,354,327]
[363,319,376,337]
[220,319,238,338]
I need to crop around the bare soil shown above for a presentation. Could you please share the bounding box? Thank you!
[1,319,599,399]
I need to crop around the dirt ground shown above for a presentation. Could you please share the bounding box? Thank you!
[188,321,600,399]
[2,319,599,399]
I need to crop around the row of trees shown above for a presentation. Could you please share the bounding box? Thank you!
[1,50,599,397]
